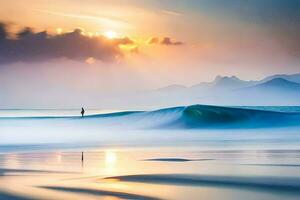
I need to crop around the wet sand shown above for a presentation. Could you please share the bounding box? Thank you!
[0,148,300,200]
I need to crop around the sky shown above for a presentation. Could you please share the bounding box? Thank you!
[0,0,299,108]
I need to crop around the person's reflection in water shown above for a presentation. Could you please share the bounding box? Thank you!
[81,151,84,171]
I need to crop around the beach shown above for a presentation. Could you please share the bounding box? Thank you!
[0,147,300,200]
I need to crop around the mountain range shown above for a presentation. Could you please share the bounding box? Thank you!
[142,73,300,107]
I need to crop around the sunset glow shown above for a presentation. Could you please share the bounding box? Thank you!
[56,28,63,35]
[104,30,117,39]
[0,0,299,108]
[0,2,300,200]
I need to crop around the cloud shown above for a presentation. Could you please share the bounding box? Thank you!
[159,9,183,17]
[0,22,8,39]
[113,37,134,45]
[0,23,134,64]
[147,37,183,46]
[161,37,183,45]
[147,37,160,44]
[34,9,134,30]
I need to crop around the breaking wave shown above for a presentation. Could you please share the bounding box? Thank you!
[2,105,300,129]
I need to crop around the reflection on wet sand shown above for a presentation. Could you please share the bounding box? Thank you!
[143,158,215,162]
[0,168,79,176]
[40,186,161,200]
[0,149,300,200]
[104,174,300,194]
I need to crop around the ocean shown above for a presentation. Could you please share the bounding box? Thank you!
[0,105,300,199]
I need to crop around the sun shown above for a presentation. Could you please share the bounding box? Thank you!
[104,30,117,39]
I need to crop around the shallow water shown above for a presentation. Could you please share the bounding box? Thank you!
[0,148,300,200]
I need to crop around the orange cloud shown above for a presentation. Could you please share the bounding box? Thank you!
[147,36,183,46]
[147,37,160,44]
[0,22,135,64]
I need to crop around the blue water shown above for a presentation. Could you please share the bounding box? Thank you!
[2,105,300,128]
[0,105,300,153]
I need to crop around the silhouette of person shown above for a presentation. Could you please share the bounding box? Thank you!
[81,107,85,117]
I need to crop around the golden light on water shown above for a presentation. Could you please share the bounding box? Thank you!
[105,150,117,165]
[104,150,118,175]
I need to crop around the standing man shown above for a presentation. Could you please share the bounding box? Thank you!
[81,107,85,117]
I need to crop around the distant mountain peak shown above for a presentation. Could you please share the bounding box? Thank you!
[260,78,300,87]
[261,73,300,84]
[212,75,246,88]
[214,75,241,83]
[230,75,239,80]
[265,78,290,84]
